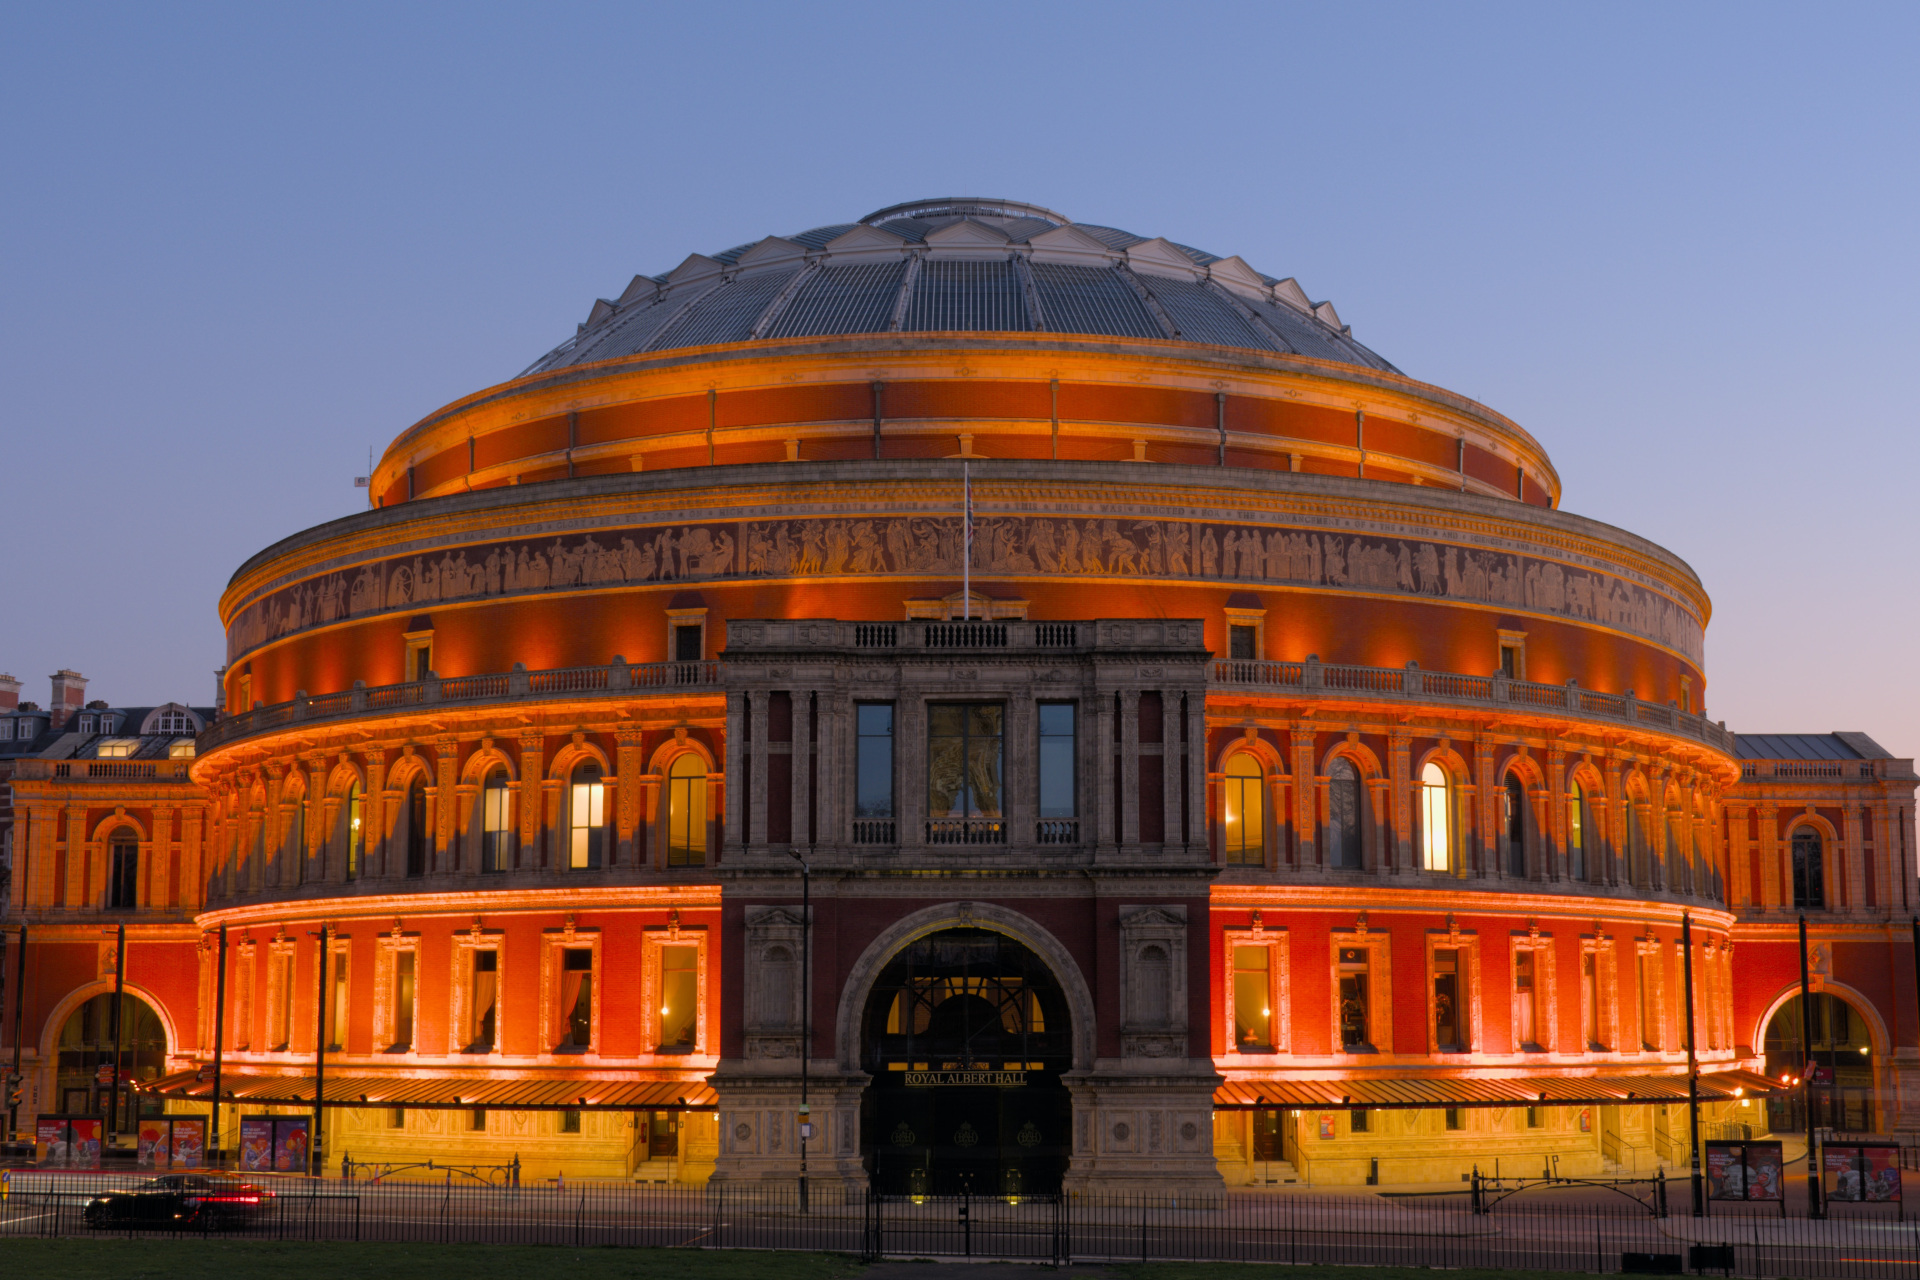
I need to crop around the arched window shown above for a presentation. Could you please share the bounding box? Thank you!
[345,781,364,881]
[1666,800,1689,893]
[1791,826,1825,909]
[1503,773,1527,878]
[1419,762,1453,872]
[1221,753,1265,866]
[405,777,429,877]
[481,767,511,874]
[288,799,305,887]
[667,754,707,866]
[569,762,606,870]
[1567,781,1588,882]
[1328,757,1363,870]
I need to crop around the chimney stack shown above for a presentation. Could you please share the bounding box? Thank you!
[49,669,88,730]
[0,674,19,711]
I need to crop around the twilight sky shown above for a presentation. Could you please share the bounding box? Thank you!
[4,3,1915,750]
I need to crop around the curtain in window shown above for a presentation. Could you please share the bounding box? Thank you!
[469,955,497,1051]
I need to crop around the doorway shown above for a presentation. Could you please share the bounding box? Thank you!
[861,928,1073,1196]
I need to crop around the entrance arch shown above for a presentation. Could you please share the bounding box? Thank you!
[1762,991,1878,1132]
[54,991,169,1131]
[859,927,1073,1195]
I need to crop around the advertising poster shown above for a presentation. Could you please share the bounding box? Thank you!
[1705,1140,1783,1202]
[137,1120,170,1169]
[170,1116,207,1169]
[238,1117,275,1172]
[1318,1114,1334,1140]
[274,1116,310,1172]
[1825,1144,1904,1204]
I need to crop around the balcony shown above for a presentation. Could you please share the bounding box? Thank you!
[1213,656,1734,754]
[13,758,195,781]
[199,658,721,754]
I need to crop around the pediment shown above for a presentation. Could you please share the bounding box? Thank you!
[1121,905,1187,929]
[746,905,807,930]
[1025,224,1120,267]
[583,298,617,329]
[734,236,809,270]
[924,217,1015,260]
[616,274,662,307]
[1207,255,1268,299]
[1269,276,1312,312]
[666,253,727,287]
[1312,300,1344,330]
[1124,237,1206,280]
[822,223,913,260]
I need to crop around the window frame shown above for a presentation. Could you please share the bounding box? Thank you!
[1510,936,1555,1054]
[402,628,434,683]
[1035,701,1078,836]
[925,701,1007,842]
[853,702,896,843]
[540,929,603,1056]
[642,927,709,1056]
[567,760,608,871]
[106,836,140,910]
[480,765,513,873]
[1330,932,1391,1055]
[1222,925,1289,1056]
[1790,824,1826,909]
[1223,606,1267,663]
[665,606,709,664]
[1220,750,1267,867]
[1327,755,1365,870]
[374,934,420,1053]
[665,751,709,866]
[448,931,505,1056]
[1425,930,1482,1056]
[1418,760,1457,874]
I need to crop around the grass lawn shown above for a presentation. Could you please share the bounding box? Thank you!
[0,1240,1618,1280]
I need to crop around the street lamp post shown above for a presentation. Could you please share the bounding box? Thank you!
[1682,913,1702,1217]
[788,846,811,1212]
[1799,912,1821,1219]
[310,925,330,1176]
[106,925,127,1143]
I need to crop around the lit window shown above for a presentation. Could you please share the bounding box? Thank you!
[667,754,706,866]
[1637,952,1657,1051]
[569,762,606,870]
[557,948,593,1051]
[328,953,348,1051]
[1419,762,1453,872]
[1338,947,1372,1051]
[1791,827,1824,909]
[1581,951,1601,1049]
[1221,753,1265,865]
[481,767,511,873]
[1328,757,1363,869]
[1567,782,1588,882]
[1433,948,1467,1052]
[96,739,138,759]
[926,704,1003,843]
[466,950,498,1052]
[1232,945,1273,1052]
[658,945,697,1051]
[345,782,364,881]
[169,739,195,759]
[1514,950,1539,1049]
[391,951,415,1050]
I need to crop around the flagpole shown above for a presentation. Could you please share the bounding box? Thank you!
[962,460,971,621]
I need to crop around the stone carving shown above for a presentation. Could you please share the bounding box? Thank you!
[1118,905,1189,1060]
[230,514,1704,664]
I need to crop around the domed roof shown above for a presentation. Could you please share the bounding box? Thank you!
[523,198,1397,377]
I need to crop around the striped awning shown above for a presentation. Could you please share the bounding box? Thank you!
[143,1071,716,1112]
[1212,1069,1779,1111]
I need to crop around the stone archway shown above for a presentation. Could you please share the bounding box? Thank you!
[858,927,1075,1196]
[52,990,169,1131]
[1762,990,1879,1132]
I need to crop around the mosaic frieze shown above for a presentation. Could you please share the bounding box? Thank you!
[226,515,1704,664]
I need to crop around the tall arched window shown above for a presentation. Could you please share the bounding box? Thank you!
[667,754,707,866]
[569,762,606,870]
[345,781,364,881]
[405,777,429,877]
[1666,800,1688,893]
[1221,753,1265,866]
[481,767,511,874]
[1503,773,1527,878]
[1328,758,1363,870]
[107,833,139,909]
[1791,826,1825,909]
[288,799,305,887]
[1419,762,1453,872]
[1567,781,1588,882]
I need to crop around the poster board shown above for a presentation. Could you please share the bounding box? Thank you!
[239,1115,310,1174]
[1823,1143,1903,1214]
[1704,1140,1784,1214]
[136,1116,208,1170]
[35,1115,103,1169]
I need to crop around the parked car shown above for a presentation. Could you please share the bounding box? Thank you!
[84,1173,273,1230]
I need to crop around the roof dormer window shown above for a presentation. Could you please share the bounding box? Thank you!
[77,715,95,734]
[96,739,139,759]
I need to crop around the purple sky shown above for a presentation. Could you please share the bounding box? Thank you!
[5,4,1915,751]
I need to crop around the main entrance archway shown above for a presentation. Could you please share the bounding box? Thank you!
[860,928,1072,1196]
[1763,992,1876,1132]
[56,992,168,1132]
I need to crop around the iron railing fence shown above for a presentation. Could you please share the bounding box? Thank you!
[3,1175,1917,1277]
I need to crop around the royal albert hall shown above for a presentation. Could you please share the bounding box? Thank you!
[17,196,1914,1195]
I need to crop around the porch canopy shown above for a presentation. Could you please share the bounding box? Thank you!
[144,1070,716,1112]
[1212,1069,1780,1111]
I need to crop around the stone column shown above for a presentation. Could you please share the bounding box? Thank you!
[435,736,458,874]
[1756,804,1780,906]
[1726,802,1751,906]
[616,730,645,867]
[1291,723,1316,867]
[723,692,745,852]
[748,692,769,852]
[517,733,544,871]
[1547,747,1568,882]
[791,690,812,849]
[1389,730,1412,875]
[1119,690,1140,848]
